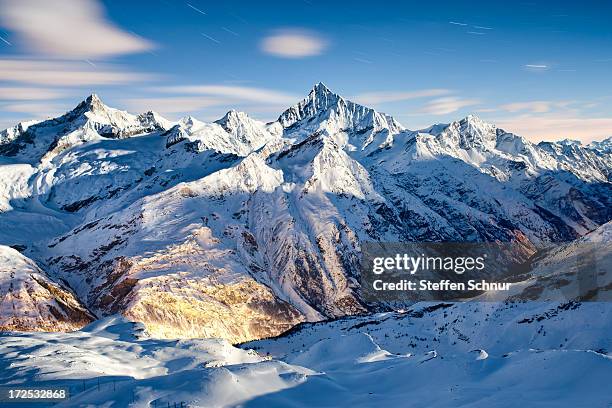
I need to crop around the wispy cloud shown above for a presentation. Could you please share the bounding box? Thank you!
[131,84,301,118]
[500,101,554,113]
[419,97,480,115]
[0,87,66,100]
[354,89,451,105]
[449,21,468,26]
[496,114,612,143]
[498,100,577,114]
[0,0,154,59]
[154,85,298,105]
[124,96,229,114]
[1,102,64,116]
[260,29,328,58]
[0,59,157,86]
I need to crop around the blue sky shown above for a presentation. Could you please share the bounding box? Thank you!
[0,0,611,142]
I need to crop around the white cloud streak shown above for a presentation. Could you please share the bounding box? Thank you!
[154,85,299,105]
[497,100,577,114]
[260,29,328,58]
[0,59,157,86]
[124,96,231,114]
[0,87,66,100]
[1,102,63,115]
[129,85,300,118]
[496,114,612,143]
[500,101,553,113]
[0,0,154,58]
[419,97,480,115]
[354,89,451,105]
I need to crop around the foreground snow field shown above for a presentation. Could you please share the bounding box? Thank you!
[1,301,610,407]
[0,317,315,408]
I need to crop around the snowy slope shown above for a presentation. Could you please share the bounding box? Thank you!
[0,84,611,341]
[164,110,279,156]
[0,301,608,407]
[0,245,93,332]
[0,316,315,408]
[242,301,611,407]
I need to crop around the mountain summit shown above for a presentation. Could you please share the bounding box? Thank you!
[0,94,171,162]
[278,83,403,153]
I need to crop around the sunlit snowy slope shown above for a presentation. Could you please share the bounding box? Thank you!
[0,317,315,408]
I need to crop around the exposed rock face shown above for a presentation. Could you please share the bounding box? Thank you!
[48,229,304,343]
[499,221,612,302]
[1,84,611,342]
[0,245,93,332]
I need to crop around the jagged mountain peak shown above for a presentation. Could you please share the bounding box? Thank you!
[278,83,343,128]
[277,83,403,153]
[178,115,205,131]
[86,92,103,105]
[215,110,267,139]
[166,111,278,155]
[460,114,488,127]
[435,114,499,150]
[72,93,113,116]
[0,95,164,162]
[558,139,582,146]
[215,109,252,128]
[137,110,172,131]
[61,93,137,130]
[310,81,335,98]
[589,136,612,153]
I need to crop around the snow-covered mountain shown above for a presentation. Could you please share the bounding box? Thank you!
[589,136,612,153]
[0,84,611,342]
[0,94,170,163]
[164,109,279,155]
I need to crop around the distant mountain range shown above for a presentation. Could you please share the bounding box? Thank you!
[1,83,610,341]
